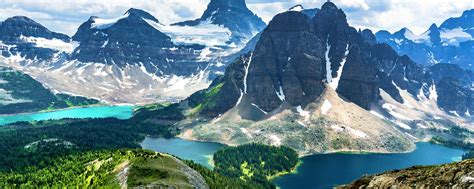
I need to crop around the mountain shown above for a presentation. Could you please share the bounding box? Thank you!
[173,0,266,45]
[339,159,474,188]
[0,2,265,104]
[71,8,206,76]
[0,66,99,114]
[0,16,75,61]
[158,2,474,155]
[375,9,474,71]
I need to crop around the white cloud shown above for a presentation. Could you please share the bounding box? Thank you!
[0,0,473,36]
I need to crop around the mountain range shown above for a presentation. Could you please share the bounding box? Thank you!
[376,9,474,72]
[0,0,265,104]
[161,2,474,155]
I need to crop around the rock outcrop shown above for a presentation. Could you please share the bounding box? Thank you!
[339,159,474,189]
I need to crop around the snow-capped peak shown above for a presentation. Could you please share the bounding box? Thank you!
[91,13,130,29]
[288,5,304,12]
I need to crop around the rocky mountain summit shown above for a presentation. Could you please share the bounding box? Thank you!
[173,0,266,45]
[173,2,473,155]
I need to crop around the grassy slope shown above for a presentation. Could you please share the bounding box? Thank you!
[0,66,99,114]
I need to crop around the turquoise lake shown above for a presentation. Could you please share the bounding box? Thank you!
[141,138,465,189]
[141,137,225,168]
[0,106,134,126]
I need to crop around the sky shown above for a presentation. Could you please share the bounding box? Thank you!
[0,0,473,36]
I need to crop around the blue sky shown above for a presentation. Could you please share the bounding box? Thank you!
[1,0,473,36]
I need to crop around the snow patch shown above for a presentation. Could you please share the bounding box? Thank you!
[252,103,268,114]
[288,5,304,12]
[329,43,349,90]
[450,111,461,117]
[20,36,78,53]
[395,121,412,130]
[296,106,310,121]
[321,99,332,115]
[404,29,431,44]
[243,53,253,94]
[325,36,332,83]
[276,85,285,101]
[91,13,130,29]
[429,84,438,101]
[145,19,232,47]
[440,28,473,46]
[416,123,428,129]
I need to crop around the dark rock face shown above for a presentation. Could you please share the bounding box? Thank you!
[173,0,266,44]
[70,8,206,76]
[429,63,473,86]
[189,2,431,117]
[187,55,249,118]
[0,16,69,41]
[437,78,472,115]
[375,9,474,71]
[0,16,71,61]
[188,2,473,119]
[247,12,325,112]
[429,64,473,116]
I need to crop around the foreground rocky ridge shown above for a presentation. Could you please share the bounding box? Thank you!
[339,159,474,189]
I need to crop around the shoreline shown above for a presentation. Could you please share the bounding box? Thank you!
[0,104,134,117]
[267,160,303,181]
[177,131,418,158]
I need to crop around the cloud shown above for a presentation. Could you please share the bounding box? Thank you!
[0,0,473,36]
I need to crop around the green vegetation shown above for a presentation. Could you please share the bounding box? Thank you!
[0,118,174,172]
[462,151,474,160]
[128,154,197,188]
[185,160,271,189]
[213,143,300,188]
[0,149,199,188]
[187,81,224,113]
[133,103,185,122]
[429,126,474,151]
[0,67,99,114]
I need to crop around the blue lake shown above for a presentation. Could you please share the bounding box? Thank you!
[141,137,225,168]
[0,106,134,126]
[141,138,465,189]
[273,142,464,189]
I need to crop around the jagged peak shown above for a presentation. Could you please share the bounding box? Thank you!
[461,9,474,17]
[125,8,159,23]
[321,1,339,11]
[208,0,247,9]
[429,23,438,30]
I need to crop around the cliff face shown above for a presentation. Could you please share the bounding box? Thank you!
[339,159,474,189]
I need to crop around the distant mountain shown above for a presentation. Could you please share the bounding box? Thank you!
[71,8,205,76]
[0,66,98,114]
[0,1,265,104]
[376,9,474,71]
[167,2,473,155]
[173,0,266,45]
[0,16,75,61]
